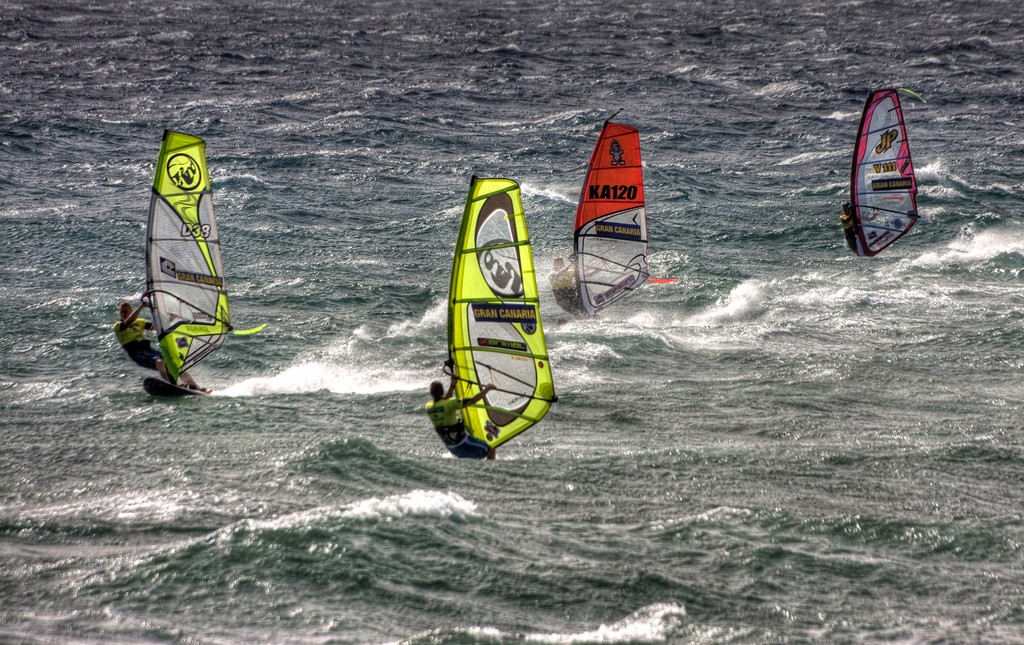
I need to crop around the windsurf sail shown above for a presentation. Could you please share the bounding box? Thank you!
[849,88,919,256]
[145,130,230,382]
[448,176,556,448]
[570,120,649,314]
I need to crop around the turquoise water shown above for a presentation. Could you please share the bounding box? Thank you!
[3,1,1024,643]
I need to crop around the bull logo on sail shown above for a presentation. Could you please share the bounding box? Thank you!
[166,153,202,190]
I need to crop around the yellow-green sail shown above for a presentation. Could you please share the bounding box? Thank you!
[448,176,556,448]
[146,130,229,382]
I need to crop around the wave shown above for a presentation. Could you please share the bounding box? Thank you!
[686,280,767,326]
[775,149,841,167]
[524,603,689,644]
[910,225,1024,271]
[521,181,577,206]
[204,490,479,539]
[340,489,478,523]
[393,603,691,645]
[824,109,860,121]
[213,360,426,396]
[915,159,944,183]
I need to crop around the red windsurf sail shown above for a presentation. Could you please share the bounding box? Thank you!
[569,121,649,314]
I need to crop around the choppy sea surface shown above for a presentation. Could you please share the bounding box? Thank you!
[3,1,1024,643]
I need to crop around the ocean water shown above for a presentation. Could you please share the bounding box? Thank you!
[3,0,1024,643]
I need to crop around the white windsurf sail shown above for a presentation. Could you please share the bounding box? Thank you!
[849,88,919,256]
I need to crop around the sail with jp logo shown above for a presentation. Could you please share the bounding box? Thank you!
[848,88,919,256]
[447,177,557,448]
[144,130,230,393]
[555,120,649,315]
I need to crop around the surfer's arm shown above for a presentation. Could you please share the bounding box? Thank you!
[120,300,148,329]
[444,372,456,399]
[461,384,495,407]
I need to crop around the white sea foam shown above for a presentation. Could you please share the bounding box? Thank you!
[776,149,840,166]
[916,159,944,183]
[383,298,446,338]
[213,360,425,397]
[688,280,767,325]
[211,491,478,542]
[340,489,478,522]
[752,80,803,97]
[525,603,689,643]
[650,506,756,531]
[669,64,700,75]
[215,171,267,185]
[215,299,446,397]
[911,226,1024,270]
[521,181,577,205]
[390,603,692,645]
[921,184,964,201]
[825,109,860,121]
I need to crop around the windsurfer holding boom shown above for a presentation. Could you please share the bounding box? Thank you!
[425,369,496,459]
[839,201,862,255]
[549,256,587,317]
[113,295,208,392]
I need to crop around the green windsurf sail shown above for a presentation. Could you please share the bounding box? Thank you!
[145,130,229,382]
[448,176,557,448]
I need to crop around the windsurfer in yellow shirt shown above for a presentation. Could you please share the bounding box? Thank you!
[549,255,587,316]
[114,296,207,391]
[425,371,496,459]
[839,201,861,255]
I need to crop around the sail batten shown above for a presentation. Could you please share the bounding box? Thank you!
[448,177,556,448]
[849,88,919,257]
[145,130,229,382]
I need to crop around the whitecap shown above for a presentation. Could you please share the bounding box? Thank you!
[525,603,689,643]
[340,489,478,522]
[688,280,767,325]
[911,226,1024,270]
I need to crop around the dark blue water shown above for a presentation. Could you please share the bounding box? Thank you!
[3,1,1024,643]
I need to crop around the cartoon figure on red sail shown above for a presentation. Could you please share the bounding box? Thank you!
[608,139,626,166]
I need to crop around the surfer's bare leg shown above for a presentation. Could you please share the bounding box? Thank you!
[487,448,496,460]
[178,371,203,390]
[156,358,172,383]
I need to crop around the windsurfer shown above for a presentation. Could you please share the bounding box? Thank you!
[839,201,861,255]
[425,372,496,459]
[549,256,587,316]
[114,296,208,392]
